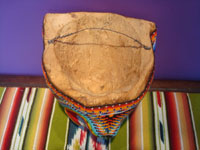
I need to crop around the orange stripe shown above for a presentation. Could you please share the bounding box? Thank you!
[180,93,196,149]
[36,90,54,150]
[176,93,196,149]
[176,93,189,149]
[129,102,142,149]
[1,88,24,149]
[164,92,182,149]
[0,88,16,143]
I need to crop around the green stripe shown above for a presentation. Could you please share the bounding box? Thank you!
[0,87,6,104]
[46,99,69,150]
[0,87,5,96]
[143,92,155,149]
[23,88,45,149]
[188,93,200,147]
[111,118,128,150]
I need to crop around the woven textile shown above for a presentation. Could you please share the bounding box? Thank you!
[0,87,199,150]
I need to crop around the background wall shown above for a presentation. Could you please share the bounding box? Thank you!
[0,0,200,80]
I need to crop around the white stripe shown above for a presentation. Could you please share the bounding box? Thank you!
[19,88,36,150]
[87,133,94,150]
[10,88,29,150]
[158,106,163,125]
[15,134,20,150]
[158,107,163,118]
[0,88,18,148]
[10,88,29,149]
[153,92,160,149]
[160,132,165,150]
[174,93,184,150]
[140,101,144,150]
[187,94,199,150]
[64,118,70,150]
[22,101,29,120]
[45,98,56,150]
[33,89,48,149]
[127,116,129,150]
[0,87,6,104]
[161,92,170,150]
[109,138,111,150]
[157,92,165,150]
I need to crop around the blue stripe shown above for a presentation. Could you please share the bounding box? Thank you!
[153,41,156,52]
[18,117,24,136]
[67,120,80,146]
[159,121,164,143]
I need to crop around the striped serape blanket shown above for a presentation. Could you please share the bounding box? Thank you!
[0,87,199,150]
